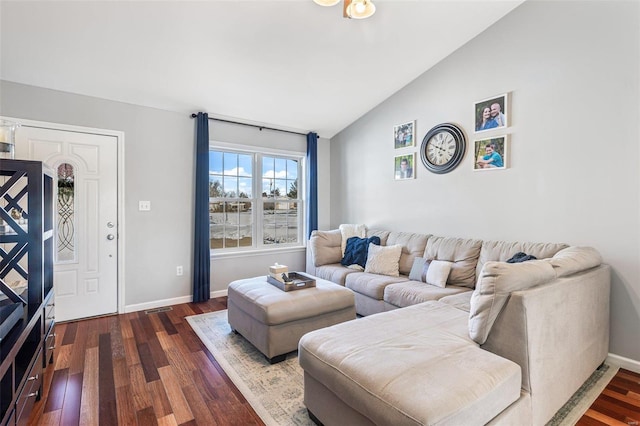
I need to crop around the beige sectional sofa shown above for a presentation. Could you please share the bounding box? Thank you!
[300,228,610,425]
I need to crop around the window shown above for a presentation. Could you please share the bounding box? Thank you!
[209,147,304,252]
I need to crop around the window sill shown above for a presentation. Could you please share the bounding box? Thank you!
[211,245,307,260]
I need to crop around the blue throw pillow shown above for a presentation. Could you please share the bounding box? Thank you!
[341,236,381,268]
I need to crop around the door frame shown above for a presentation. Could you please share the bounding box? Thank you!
[1,116,126,316]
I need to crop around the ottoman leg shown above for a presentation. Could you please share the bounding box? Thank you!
[268,353,287,364]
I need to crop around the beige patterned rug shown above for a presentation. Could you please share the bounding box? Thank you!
[186,310,618,426]
[186,310,312,426]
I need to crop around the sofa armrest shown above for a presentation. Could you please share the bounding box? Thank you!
[307,229,342,276]
[482,264,610,425]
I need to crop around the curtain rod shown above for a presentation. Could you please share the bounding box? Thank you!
[190,113,308,137]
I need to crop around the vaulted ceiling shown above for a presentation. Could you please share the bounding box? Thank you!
[0,0,524,138]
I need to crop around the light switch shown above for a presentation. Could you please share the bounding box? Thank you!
[139,201,151,211]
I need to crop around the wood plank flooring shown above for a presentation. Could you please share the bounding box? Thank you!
[26,296,640,426]
[577,368,640,426]
[27,297,264,426]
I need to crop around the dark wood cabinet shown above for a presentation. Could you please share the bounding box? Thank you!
[0,159,55,425]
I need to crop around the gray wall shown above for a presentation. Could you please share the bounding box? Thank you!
[0,81,330,308]
[330,1,640,362]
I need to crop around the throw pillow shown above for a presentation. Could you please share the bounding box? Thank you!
[408,258,453,288]
[339,224,366,256]
[341,236,381,268]
[364,243,402,277]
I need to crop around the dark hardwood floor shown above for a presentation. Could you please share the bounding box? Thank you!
[27,297,264,426]
[27,297,639,426]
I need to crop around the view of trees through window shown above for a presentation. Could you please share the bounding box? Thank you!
[209,149,301,250]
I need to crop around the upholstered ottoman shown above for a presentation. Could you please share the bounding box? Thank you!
[227,275,356,363]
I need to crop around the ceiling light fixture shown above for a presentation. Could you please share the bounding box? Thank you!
[313,0,376,20]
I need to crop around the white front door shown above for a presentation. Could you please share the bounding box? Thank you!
[15,126,118,322]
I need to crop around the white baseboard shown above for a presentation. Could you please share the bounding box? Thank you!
[607,352,640,374]
[124,289,228,313]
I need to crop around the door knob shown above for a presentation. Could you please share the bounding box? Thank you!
[107,222,115,228]
[107,234,115,240]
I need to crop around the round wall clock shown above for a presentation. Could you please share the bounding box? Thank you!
[420,123,466,174]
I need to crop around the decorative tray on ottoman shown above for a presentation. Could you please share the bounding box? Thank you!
[267,272,316,292]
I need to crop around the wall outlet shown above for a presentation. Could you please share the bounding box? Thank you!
[176,266,183,276]
[139,201,151,211]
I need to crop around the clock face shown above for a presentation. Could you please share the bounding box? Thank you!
[420,123,466,174]
[426,132,456,166]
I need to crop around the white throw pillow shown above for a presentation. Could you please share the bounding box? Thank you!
[364,243,402,277]
[408,258,453,288]
[339,224,367,256]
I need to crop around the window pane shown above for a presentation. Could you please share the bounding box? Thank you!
[210,151,223,174]
[238,201,253,247]
[287,159,298,180]
[286,179,298,199]
[57,163,75,262]
[273,179,285,199]
[274,158,287,177]
[263,201,275,245]
[238,177,252,198]
[223,176,238,197]
[224,152,238,176]
[238,154,252,177]
[262,178,273,198]
[209,176,223,198]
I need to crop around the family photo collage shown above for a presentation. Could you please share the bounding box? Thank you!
[393,93,510,179]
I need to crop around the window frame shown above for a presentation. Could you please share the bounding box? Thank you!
[209,141,306,255]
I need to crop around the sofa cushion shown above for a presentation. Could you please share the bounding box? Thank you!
[386,231,430,275]
[408,257,453,288]
[310,229,342,267]
[345,272,408,300]
[439,291,473,312]
[365,243,402,276]
[314,264,358,286]
[476,240,569,279]
[469,260,557,344]
[339,224,367,256]
[384,281,470,308]
[341,236,380,269]
[548,246,602,277]
[424,236,483,289]
[366,229,391,246]
[299,302,522,426]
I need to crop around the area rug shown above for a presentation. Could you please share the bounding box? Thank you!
[186,310,312,426]
[186,310,618,426]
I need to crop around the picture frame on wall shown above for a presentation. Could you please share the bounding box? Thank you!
[474,136,508,171]
[394,153,415,180]
[394,120,416,149]
[474,94,508,132]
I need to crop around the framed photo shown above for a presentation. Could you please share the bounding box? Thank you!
[394,120,416,149]
[394,153,415,180]
[474,136,508,171]
[474,94,508,133]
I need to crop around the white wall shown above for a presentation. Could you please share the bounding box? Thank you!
[330,1,640,363]
[0,81,330,310]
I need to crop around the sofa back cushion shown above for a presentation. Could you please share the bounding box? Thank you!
[309,229,342,267]
[469,260,557,344]
[386,231,430,276]
[366,229,391,246]
[476,241,569,279]
[423,236,482,288]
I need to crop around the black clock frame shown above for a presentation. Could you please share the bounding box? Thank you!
[420,123,466,174]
